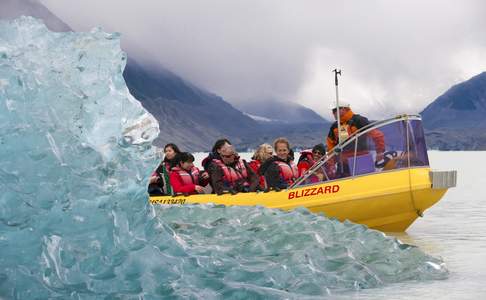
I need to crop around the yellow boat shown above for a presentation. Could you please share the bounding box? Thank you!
[149,115,456,232]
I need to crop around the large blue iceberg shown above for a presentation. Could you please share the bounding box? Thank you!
[0,17,447,299]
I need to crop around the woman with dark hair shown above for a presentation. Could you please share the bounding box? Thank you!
[201,138,232,171]
[170,152,209,195]
[148,143,181,196]
[297,143,327,183]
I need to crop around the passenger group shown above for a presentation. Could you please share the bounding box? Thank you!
[148,102,384,196]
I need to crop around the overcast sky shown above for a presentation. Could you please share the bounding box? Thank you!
[41,0,486,120]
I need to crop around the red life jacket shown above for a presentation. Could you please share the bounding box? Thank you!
[298,150,314,163]
[297,150,315,176]
[249,160,267,189]
[171,166,200,186]
[298,150,314,166]
[213,158,249,188]
[275,160,299,185]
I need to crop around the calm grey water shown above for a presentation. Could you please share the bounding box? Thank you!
[340,151,486,299]
[205,151,485,299]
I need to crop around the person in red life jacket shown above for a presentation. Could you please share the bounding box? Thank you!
[260,137,299,190]
[201,138,232,172]
[207,144,259,195]
[148,143,180,196]
[297,143,326,175]
[326,102,385,177]
[297,143,328,183]
[170,152,209,195]
[248,143,273,190]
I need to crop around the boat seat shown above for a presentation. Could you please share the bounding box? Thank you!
[347,153,375,176]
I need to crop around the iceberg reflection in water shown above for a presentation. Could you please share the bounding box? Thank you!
[0,17,447,299]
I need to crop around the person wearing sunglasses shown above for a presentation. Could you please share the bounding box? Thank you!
[201,138,232,172]
[260,137,299,191]
[297,143,327,183]
[327,102,385,177]
[207,144,259,195]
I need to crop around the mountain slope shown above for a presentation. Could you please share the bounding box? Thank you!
[124,59,331,150]
[421,72,486,130]
[421,72,486,150]
[123,58,260,150]
[235,99,326,124]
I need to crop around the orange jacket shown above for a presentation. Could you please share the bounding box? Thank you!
[326,109,385,155]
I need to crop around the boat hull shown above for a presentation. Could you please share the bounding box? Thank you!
[149,167,448,232]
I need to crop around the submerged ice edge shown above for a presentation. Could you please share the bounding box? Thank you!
[154,205,449,295]
[0,17,447,299]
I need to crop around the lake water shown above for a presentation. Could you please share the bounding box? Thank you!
[192,151,486,299]
[365,151,486,300]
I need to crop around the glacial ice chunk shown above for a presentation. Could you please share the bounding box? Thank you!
[0,16,160,298]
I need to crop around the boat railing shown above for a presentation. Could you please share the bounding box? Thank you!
[289,114,428,189]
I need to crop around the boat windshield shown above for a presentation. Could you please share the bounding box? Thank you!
[291,115,429,188]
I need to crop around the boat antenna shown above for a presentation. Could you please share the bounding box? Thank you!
[332,68,345,176]
[332,68,342,146]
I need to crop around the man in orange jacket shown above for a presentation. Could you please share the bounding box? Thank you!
[326,102,385,177]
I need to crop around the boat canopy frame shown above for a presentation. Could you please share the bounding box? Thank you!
[289,114,429,189]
